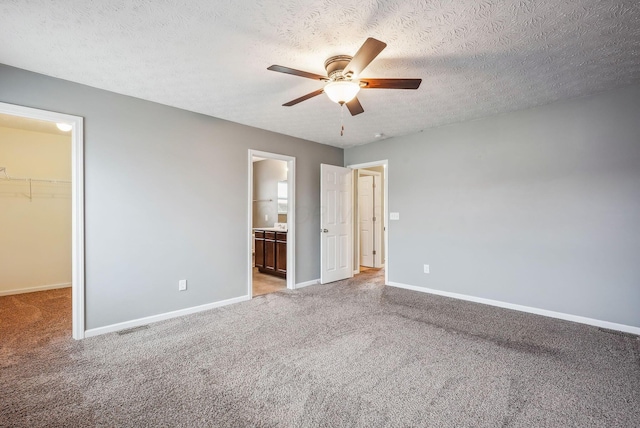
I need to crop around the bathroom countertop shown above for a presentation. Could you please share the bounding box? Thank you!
[253,227,288,232]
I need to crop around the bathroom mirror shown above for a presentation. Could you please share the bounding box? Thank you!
[277,181,288,214]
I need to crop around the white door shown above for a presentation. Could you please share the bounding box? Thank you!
[359,175,374,267]
[321,164,353,284]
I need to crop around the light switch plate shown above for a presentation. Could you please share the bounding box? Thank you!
[390,212,400,220]
[178,279,187,291]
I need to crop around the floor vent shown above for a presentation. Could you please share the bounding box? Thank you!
[598,327,638,338]
[117,325,150,335]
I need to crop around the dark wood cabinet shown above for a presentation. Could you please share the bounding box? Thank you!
[254,229,286,278]
[254,230,265,268]
[264,231,276,272]
[276,232,287,275]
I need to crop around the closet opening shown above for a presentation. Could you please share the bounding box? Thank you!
[0,102,84,340]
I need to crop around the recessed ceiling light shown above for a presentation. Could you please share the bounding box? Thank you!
[56,123,72,132]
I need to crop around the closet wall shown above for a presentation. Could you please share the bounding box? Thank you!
[0,125,71,295]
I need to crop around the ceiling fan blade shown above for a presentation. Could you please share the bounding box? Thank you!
[346,97,364,116]
[344,38,387,77]
[360,78,422,89]
[267,65,327,81]
[282,89,324,106]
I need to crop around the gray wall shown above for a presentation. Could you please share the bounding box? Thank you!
[346,85,640,328]
[0,64,342,330]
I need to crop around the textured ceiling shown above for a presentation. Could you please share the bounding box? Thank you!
[1,1,639,147]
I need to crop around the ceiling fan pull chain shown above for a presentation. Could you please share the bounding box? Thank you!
[340,103,345,137]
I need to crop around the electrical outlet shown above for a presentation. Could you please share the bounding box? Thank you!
[390,212,400,220]
[178,279,187,291]
[423,265,430,274]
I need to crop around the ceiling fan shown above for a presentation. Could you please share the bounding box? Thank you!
[267,38,422,116]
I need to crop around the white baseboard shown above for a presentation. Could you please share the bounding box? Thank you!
[0,282,71,296]
[387,282,640,336]
[295,278,320,289]
[84,294,250,338]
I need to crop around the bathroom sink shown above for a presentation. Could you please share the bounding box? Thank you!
[254,223,287,232]
[253,226,287,232]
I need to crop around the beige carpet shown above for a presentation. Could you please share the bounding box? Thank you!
[0,287,71,367]
[1,272,639,427]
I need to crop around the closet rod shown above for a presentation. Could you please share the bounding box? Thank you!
[0,167,71,202]
[0,176,71,184]
[0,167,71,184]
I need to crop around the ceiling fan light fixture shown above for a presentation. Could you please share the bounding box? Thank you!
[324,80,360,104]
[268,38,420,116]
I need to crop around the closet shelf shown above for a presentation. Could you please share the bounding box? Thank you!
[0,166,71,201]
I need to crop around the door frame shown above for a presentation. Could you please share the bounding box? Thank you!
[347,160,389,286]
[357,169,383,269]
[247,150,296,296]
[0,102,85,339]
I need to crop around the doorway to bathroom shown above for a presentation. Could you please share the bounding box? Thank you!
[248,150,295,297]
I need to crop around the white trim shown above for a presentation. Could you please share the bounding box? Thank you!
[388,282,640,335]
[295,278,320,289]
[0,282,71,296]
[287,159,296,291]
[247,153,253,298]
[85,295,250,338]
[248,150,296,298]
[347,160,389,286]
[0,102,85,340]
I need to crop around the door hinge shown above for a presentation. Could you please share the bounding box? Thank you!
[373,250,377,255]
[372,216,376,222]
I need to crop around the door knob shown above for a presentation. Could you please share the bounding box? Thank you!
[322,229,328,233]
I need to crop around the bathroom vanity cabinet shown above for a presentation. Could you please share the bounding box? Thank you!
[254,229,287,277]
